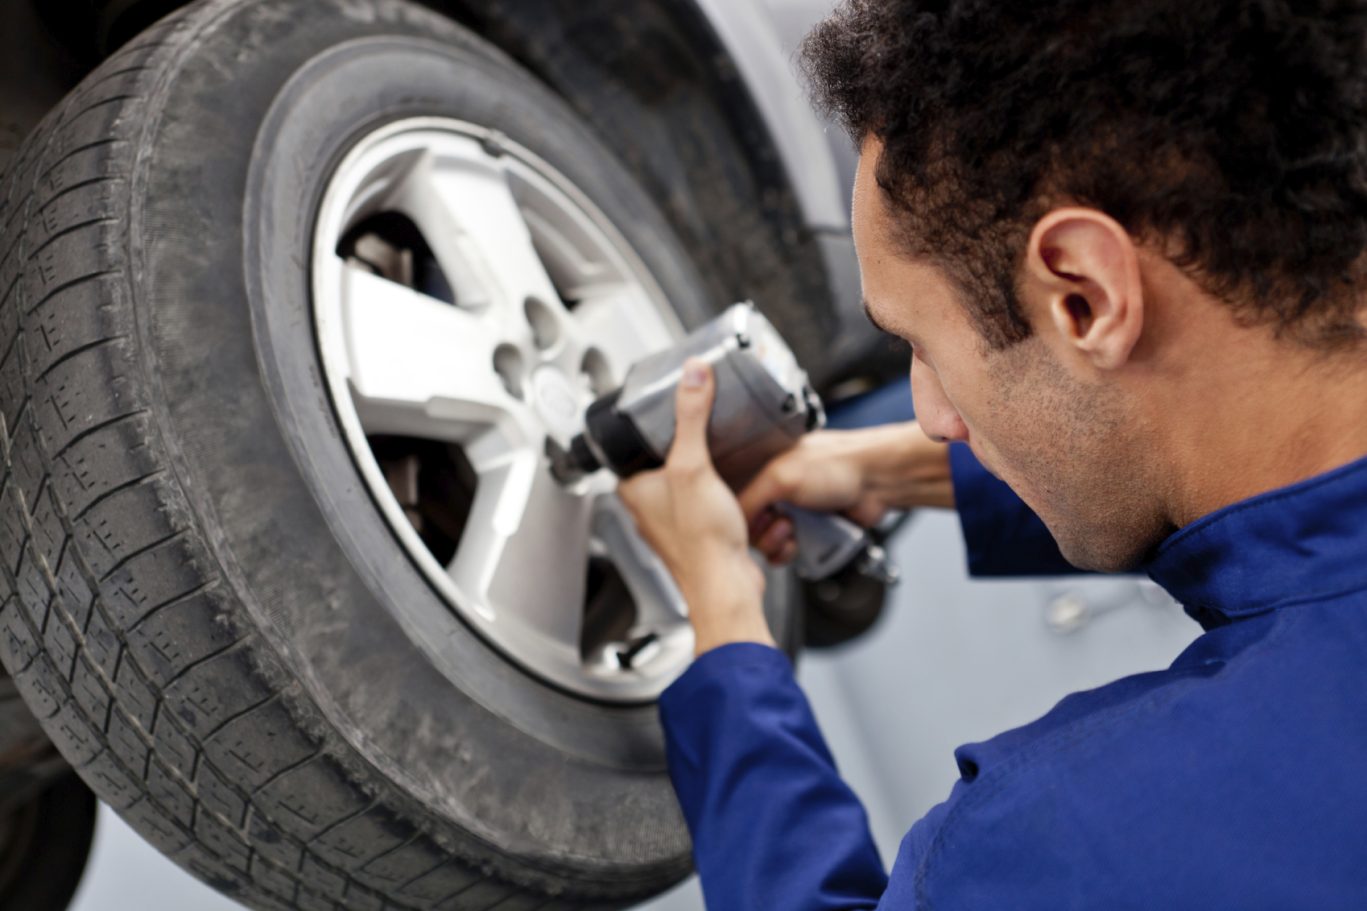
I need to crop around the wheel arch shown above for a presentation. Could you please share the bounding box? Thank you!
[10,0,874,384]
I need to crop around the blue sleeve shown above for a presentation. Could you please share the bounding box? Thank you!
[949,443,1082,577]
[658,643,888,911]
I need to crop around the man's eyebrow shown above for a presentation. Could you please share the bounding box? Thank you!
[862,297,896,336]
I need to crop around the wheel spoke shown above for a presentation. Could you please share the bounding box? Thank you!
[591,494,688,632]
[570,286,678,387]
[335,262,520,441]
[312,120,702,699]
[448,453,592,650]
[395,142,563,330]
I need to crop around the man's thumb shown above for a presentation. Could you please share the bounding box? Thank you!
[668,358,715,470]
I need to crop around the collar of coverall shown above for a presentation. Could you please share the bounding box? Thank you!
[1143,452,1367,630]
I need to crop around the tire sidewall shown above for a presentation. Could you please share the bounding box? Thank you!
[128,0,795,882]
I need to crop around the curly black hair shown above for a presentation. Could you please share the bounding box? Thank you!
[801,0,1367,349]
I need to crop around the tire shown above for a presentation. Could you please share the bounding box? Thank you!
[800,572,889,649]
[0,2,800,909]
[799,518,907,649]
[0,770,97,911]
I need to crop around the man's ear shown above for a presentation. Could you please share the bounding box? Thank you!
[1023,208,1144,371]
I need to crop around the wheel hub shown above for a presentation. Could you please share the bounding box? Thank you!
[531,366,585,441]
[311,118,694,701]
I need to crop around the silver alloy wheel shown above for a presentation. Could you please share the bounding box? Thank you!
[312,118,696,701]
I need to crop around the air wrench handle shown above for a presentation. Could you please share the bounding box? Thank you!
[780,504,900,585]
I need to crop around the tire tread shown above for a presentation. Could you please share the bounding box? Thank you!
[0,4,671,909]
[0,14,467,910]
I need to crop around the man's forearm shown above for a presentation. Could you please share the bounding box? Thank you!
[855,422,956,511]
[659,644,888,911]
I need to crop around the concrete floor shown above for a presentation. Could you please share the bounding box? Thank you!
[71,510,1198,910]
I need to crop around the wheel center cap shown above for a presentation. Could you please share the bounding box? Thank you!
[531,365,584,440]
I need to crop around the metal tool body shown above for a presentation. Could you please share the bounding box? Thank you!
[553,303,898,584]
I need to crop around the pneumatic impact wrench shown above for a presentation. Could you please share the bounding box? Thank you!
[549,302,899,585]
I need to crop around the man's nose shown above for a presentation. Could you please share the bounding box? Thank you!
[910,357,969,444]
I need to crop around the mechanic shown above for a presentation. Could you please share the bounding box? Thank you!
[616,0,1367,908]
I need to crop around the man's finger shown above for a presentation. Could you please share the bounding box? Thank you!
[758,517,793,555]
[845,498,888,529]
[666,358,716,472]
[749,506,778,542]
[739,465,792,522]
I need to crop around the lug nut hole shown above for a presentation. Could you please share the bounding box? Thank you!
[493,343,525,398]
[580,347,614,395]
[524,297,562,351]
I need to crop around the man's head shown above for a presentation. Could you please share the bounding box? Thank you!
[803,0,1367,570]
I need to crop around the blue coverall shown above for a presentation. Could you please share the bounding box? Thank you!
[659,444,1367,910]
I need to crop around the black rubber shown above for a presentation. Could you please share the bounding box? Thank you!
[0,769,98,911]
[800,571,890,649]
[0,1,801,909]
[800,518,906,649]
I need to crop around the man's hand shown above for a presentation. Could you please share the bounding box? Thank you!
[616,359,775,656]
[740,420,956,566]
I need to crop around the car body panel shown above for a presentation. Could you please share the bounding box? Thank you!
[690,0,850,233]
